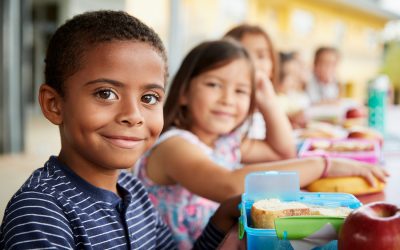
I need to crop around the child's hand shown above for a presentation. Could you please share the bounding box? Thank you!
[210,195,241,233]
[254,70,277,109]
[328,158,389,187]
[288,110,308,129]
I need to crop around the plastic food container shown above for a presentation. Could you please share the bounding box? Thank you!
[298,138,380,164]
[239,172,361,250]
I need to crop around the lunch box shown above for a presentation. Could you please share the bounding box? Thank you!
[239,171,362,250]
[298,138,380,164]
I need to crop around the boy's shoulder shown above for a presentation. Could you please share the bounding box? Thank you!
[15,157,67,192]
[4,157,70,211]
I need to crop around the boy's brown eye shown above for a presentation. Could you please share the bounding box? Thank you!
[95,89,118,100]
[141,94,159,105]
[98,90,111,99]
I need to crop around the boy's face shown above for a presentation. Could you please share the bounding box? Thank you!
[314,51,338,84]
[56,41,165,170]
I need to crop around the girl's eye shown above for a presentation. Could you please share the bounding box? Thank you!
[141,94,160,105]
[236,89,250,95]
[95,89,118,100]
[205,82,221,88]
[257,53,266,60]
[257,51,269,60]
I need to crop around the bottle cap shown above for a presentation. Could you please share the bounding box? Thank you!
[370,74,390,91]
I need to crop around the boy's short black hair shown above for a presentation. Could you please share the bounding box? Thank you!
[45,10,167,95]
[314,46,339,65]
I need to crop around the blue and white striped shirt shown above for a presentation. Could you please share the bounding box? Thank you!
[0,156,225,249]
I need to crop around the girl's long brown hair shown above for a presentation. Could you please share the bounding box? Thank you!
[224,24,279,88]
[163,39,256,133]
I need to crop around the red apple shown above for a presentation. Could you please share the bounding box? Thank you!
[338,202,400,250]
[347,129,383,146]
[345,107,366,119]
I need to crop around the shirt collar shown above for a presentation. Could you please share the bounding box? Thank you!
[48,156,123,207]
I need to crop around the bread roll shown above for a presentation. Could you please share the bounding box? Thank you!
[251,199,352,229]
[251,199,310,229]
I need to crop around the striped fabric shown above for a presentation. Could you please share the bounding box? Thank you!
[0,156,225,249]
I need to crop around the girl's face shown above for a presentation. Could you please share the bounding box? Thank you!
[57,41,165,171]
[182,58,252,144]
[240,33,273,78]
[281,60,302,92]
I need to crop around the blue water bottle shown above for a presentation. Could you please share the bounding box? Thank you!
[367,75,390,135]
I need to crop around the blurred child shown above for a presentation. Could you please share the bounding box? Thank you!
[224,24,279,85]
[307,46,341,104]
[0,11,240,249]
[224,24,295,143]
[292,51,312,89]
[276,51,311,128]
[136,39,388,248]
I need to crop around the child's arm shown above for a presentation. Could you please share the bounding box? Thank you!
[0,192,75,249]
[148,137,388,203]
[209,195,241,233]
[193,195,241,250]
[241,72,297,163]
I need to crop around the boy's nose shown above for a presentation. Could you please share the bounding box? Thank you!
[117,99,144,126]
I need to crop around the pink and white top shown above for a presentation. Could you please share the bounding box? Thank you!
[135,127,242,249]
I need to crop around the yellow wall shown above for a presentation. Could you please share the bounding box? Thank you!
[248,0,390,101]
[125,0,391,102]
[125,0,170,45]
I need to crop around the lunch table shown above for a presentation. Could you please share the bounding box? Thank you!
[218,105,400,249]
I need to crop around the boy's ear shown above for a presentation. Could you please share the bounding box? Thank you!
[38,84,63,125]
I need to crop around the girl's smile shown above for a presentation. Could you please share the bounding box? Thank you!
[210,110,236,120]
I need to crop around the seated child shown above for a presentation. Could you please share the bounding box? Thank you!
[0,10,240,250]
[276,51,311,128]
[224,24,295,146]
[135,39,388,248]
[307,46,341,104]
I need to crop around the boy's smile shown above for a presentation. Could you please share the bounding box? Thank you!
[46,41,165,190]
[101,134,146,149]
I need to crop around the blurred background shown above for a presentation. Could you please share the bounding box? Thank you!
[0,0,400,217]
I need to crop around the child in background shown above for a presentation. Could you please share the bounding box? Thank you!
[276,51,311,128]
[307,46,341,104]
[136,39,388,248]
[224,24,279,85]
[0,11,240,249]
[224,24,294,145]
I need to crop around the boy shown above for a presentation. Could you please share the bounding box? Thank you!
[307,46,340,104]
[0,10,238,249]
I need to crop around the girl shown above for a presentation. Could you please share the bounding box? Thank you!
[224,24,295,145]
[224,24,278,86]
[136,39,388,249]
[276,51,311,128]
